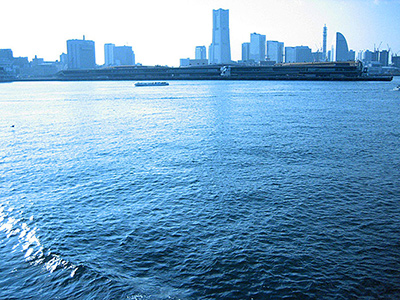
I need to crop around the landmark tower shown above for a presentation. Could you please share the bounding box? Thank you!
[209,9,231,64]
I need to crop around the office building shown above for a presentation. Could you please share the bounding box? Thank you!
[249,33,266,62]
[67,37,96,69]
[267,40,284,63]
[242,42,250,62]
[392,55,400,68]
[114,46,135,66]
[335,32,350,62]
[104,43,115,66]
[323,25,327,61]
[379,50,389,66]
[209,9,231,64]
[104,44,135,66]
[296,46,313,62]
[195,46,207,60]
[285,47,296,63]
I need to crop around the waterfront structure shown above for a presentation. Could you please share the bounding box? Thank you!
[249,33,266,63]
[67,37,96,69]
[180,58,208,67]
[335,32,350,62]
[242,42,250,62]
[195,46,207,60]
[209,9,231,64]
[267,40,284,63]
[58,61,392,81]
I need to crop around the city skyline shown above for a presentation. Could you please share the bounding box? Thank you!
[1,0,399,66]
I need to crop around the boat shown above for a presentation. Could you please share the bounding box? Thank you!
[394,85,400,91]
[134,81,169,87]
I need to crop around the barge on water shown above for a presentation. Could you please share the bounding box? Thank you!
[35,61,396,82]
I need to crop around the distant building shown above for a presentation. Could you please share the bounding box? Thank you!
[67,37,96,69]
[379,50,389,66]
[114,46,135,66]
[285,47,296,63]
[242,42,250,62]
[392,55,400,68]
[195,46,207,60]
[104,43,115,66]
[0,49,13,61]
[335,32,350,62]
[180,58,208,67]
[296,46,313,62]
[209,9,231,64]
[267,40,284,63]
[249,33,266,63]
[104,44,135,66]
[348,50,355,61]
[312,51,323,62]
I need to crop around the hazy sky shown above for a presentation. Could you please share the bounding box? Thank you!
[1,0,399,66]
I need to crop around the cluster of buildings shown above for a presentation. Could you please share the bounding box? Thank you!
[181,9,399,75]
[0,36,135,78]
[1,8,399,79]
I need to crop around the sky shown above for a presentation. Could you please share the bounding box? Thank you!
[1,0,399,66]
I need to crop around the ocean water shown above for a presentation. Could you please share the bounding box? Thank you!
[1,79,400,299]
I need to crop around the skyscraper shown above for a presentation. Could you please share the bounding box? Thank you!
[285,47,296,63]
[67,37,96,69]
[323,25,327,61]
[267,40,284,63]
[104,43,115,66]
[114,46,135,66]
[195,46,207,60]
[335,32,349,62]
[209,9,231,64]
[250,33,266,62]
[242,42,250,62]
[104,44,135,66]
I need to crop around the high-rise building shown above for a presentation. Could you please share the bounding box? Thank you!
[267,40,284,63]
[209,9,231,64]
[195,46,207,60]
[323,25,327,61]
[104,44,135,66]
[392,55,400,68]
[295,46,313,62]
[242,42,250,62]
[67,37,96,69]
[249,33,266,62]
[114,46,135,66]
[379,50,389,66]
[285,47,296,63]
[104,43,115,66]
[335,32,349,62]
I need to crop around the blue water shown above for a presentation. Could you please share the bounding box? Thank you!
[1,79,400,299]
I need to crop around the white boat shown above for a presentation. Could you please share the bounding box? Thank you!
[394,85,400,91]
[134,82,169,87]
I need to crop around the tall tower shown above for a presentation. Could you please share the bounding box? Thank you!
[209,9,231,64]
[323,25,327,61]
